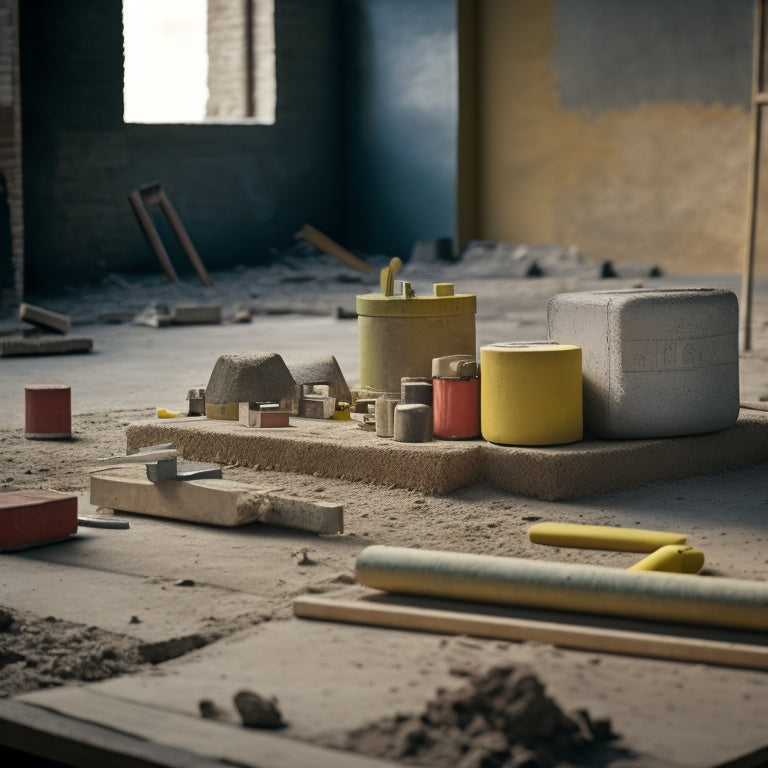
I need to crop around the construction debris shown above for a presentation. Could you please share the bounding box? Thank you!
[341,664,620,768]
[89,464,343,534]
[294,223,374,275]
[19,303,71,334]
[145,457,222,483]
[233,689,286,729]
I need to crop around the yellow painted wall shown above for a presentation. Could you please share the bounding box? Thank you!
[473,0,757,273]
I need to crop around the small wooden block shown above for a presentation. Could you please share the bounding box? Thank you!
[0,491,78,550]
[298,396,335,419]
[19,303,71,334]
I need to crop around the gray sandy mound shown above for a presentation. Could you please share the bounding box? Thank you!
[341,664,628,768]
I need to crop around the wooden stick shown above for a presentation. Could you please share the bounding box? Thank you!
[128,190,178,283]
[295,224,374,275]
[294,594,768,671]
[740,0,765,351]
[157,187,214,287]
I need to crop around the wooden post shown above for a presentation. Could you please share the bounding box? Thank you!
[741,0,766,352]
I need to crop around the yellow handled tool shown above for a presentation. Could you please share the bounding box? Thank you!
[628,545,705,574]
[528,522,687,553]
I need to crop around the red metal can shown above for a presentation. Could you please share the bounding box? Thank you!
[25,384,72,439]
[432,355,480,439]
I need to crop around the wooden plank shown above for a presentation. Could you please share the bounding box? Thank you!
[19,302,70,334]
[293,594,768,671]
[157,188,213,287]
[89,465,343,534]
[0,698,223,768]
[11,689,400,768]
[295,224,375,275]
[740,0,766,351]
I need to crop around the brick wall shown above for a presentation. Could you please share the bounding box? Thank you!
[19,0,341,294]
[206,0,249,119]
[0,0,23,305]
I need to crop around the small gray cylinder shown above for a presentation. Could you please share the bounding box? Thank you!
[393,403,433,443]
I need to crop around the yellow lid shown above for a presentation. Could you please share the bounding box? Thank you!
[356,292,476,317]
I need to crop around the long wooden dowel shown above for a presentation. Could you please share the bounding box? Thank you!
[295,224,374,274]
[294,595,768,671]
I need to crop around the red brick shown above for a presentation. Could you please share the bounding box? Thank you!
[0,491,78,550]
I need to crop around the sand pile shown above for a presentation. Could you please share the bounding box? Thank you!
[342,664,625,767]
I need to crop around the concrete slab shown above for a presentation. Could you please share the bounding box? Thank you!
[125,409,768,500]
[16,612,768,767]
[0,334,93,356]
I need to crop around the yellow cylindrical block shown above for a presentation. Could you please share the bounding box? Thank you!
[480,342,582,445]
[357,288,476,395]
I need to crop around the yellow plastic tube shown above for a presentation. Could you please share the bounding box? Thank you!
[480,342,582,445]
[628,545,705,574]
[355,545,768,631]
[528,522,687,552]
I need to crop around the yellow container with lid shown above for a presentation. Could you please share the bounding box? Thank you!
[480,341,582,446]
[357,275,476,396]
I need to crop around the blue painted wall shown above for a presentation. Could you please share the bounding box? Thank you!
[341,0,458,258]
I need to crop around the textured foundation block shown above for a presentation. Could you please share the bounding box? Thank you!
[548,289,740,438]
[0,491,78,550]
[124,410,768,499]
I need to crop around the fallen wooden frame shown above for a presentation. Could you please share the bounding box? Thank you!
[128,181,213,286]
[294,593,768,672]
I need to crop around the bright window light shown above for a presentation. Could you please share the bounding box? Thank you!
[123,0,209,124]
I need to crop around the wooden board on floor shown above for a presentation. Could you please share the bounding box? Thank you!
[6,689,399,768]
[89,465,343,534]
[294,592,768,671]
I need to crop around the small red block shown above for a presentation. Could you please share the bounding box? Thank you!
[256,410,290,428]
[0,491,78,550]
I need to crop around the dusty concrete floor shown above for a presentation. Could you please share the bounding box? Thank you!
[1,259,768,767]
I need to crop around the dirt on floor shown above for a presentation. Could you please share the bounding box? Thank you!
[2,262,768,767]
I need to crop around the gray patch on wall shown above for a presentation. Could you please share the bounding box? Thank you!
[554,0,753,111]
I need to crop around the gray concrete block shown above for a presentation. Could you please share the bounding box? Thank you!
[375,397,399,437]
[401,380,433,406]
[171,305,222,325]
[547,288,740,438]
[298,396,335,419]
[0,335,93,357]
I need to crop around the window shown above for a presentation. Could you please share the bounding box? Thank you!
[123,0,275,125]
